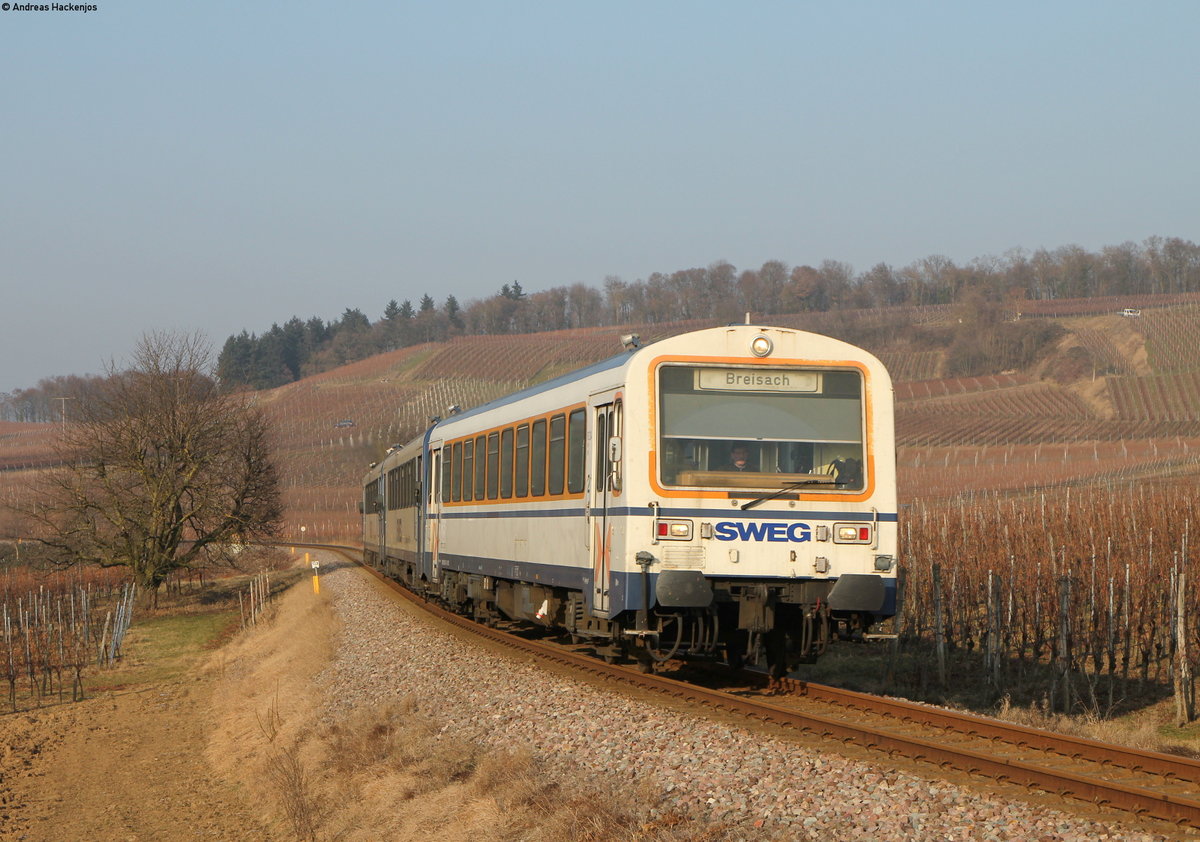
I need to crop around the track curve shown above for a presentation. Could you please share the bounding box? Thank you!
[315,543,1200,832]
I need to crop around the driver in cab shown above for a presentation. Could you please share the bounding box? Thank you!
[722,444,756,472]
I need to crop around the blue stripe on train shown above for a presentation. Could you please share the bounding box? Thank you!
[432,506,898,522]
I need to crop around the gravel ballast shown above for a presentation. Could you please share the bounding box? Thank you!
[318,562,1169,840]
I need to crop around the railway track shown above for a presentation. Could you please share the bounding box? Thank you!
[322,545,1200,833]
[763,678,1200,829]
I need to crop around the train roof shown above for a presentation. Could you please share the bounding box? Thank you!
[432,345,637,429]
[429,324,890,431]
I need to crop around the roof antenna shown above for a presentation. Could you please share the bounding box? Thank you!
[745,312,751,325]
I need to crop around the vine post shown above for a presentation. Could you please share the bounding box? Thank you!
[1175,567,1194,725]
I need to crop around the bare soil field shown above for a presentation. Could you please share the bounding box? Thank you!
[0,607,281,842]
[0,669,269,840]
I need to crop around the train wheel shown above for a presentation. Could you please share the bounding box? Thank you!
[764,629,788,682]
[725,629,748,670]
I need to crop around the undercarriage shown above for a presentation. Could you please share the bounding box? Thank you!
[376,560,877,676]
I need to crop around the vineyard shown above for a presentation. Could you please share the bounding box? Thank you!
[0,423,58,471]
[897,437,1200,500]
[1073,328,1137,376]
[897,383,1103,448]
[406,331,622,382]
[0,565,135,710]
[1143,303,1200,372]
[894,372,1033,401]
[877,350,942,383]
[899,482,1199,718]
[5,297,1200,721]
[1108,372,1200,424]
[1013,291,1200,319]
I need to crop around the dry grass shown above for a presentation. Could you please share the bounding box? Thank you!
[994,693,1200,758]
[268,741,324,841]
[207,569,746,841]
[319,699,741,842]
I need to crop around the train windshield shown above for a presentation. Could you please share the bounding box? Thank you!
[657,364,866,491]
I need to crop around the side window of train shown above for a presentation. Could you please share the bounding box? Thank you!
[437,450,447,504]
[515,424,530,498]
[531,419,547,496]
[474,434,486,501]
[548,414,566,496]
[462,438,474,501]
[567,408,585,494]
[403,459,417,507]
[612,399,623,492]
[451,442,462,502]
[500,428,514,499]
[594,409,608,493]
[486,432,500,500]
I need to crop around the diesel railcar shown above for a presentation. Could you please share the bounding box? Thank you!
[362,324,898,676]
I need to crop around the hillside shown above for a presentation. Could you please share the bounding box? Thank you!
[248,297,1200,541]
[3,298,1200,541]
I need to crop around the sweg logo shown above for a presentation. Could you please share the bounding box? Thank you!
[714,521,811,542]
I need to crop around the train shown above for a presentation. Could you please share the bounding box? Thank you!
[361,324,898,678]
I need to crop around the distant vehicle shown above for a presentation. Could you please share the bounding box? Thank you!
[334,419,356,428]
[1121,308,1142,317]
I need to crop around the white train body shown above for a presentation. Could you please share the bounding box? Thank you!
[363,325,897,672]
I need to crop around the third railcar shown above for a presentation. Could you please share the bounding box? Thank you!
[363,324,898,677]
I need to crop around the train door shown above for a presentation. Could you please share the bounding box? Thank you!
[376,474,387,568]
[427,443,443,584]
[410,455,421,548]
[588,391,622,616]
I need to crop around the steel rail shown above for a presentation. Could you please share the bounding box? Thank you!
[776,676,1200,785]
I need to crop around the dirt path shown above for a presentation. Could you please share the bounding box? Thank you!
[0,553,350,841]
[0,668,270,841]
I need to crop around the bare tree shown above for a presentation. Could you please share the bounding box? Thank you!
[15,332,282,601]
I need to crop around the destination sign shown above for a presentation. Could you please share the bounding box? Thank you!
[695,368,820,393]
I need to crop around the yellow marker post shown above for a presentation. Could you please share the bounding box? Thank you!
[309,553,320,594]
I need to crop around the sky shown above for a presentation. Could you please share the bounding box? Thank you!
[2,1,1197,394]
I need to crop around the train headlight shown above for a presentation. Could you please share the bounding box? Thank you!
[750,335,773,357]
[656,519,693,540]
[833,523,872,544]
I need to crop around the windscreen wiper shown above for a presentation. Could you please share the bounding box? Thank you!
[740,476,835,511]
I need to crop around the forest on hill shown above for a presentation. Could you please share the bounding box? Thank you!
[210,235,1200,392]
[3,235,1199,423]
